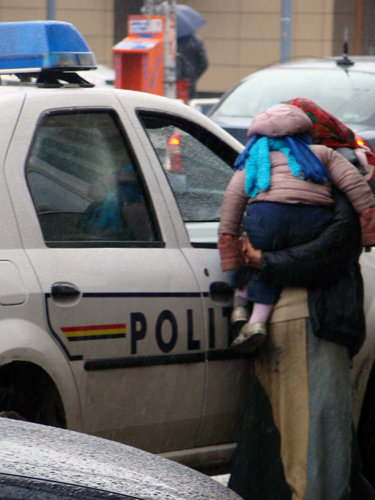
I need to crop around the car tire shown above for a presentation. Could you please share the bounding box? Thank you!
[0,387,46,424]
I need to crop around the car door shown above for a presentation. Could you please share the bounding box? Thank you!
[4,89,206,454]
[133,107,252,449]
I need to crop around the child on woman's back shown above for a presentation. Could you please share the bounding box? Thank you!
[218,104,375,353]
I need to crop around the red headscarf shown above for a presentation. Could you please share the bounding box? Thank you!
[282,97,357,149]
[283,97,375,167]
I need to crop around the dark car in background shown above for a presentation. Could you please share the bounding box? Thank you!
[209,56,375,150]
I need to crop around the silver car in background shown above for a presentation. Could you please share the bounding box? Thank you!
[209,56,375,150]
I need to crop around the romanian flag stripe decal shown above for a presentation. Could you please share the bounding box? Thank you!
[61,324,126,341]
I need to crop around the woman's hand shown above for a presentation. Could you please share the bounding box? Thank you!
[239,233,263,269]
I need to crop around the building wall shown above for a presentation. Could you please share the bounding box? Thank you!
[0,0,366,96]
[183,0,336,95]
[0,0,115,68]
[332,0,356,56]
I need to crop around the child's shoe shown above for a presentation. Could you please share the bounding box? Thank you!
[230,306,250,338]
[230,321,267,354]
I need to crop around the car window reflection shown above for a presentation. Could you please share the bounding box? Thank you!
[139,112,234,243]
[25,110,160,247]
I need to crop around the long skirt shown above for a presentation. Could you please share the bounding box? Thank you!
[228,288,375,500]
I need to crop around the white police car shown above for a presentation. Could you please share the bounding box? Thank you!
[0,21,375,482]
[0,20,249,474]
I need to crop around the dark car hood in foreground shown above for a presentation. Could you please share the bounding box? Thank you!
[0,419,240,500]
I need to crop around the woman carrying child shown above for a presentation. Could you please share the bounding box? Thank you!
[219,101,375,499]
[218,103,375,353]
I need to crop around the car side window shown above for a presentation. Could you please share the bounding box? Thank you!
[138,112,235,245]
[25,110,160,247]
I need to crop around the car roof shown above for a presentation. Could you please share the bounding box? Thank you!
[243,55,375,78]
[0,83,243,153]
[0,418,241,499]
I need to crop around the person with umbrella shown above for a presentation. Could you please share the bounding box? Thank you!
[176,4,208,99]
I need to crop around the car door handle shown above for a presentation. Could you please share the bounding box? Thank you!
[51,282,81,303]
[209,281,233,305]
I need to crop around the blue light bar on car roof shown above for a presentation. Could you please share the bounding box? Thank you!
[0,21,96,73]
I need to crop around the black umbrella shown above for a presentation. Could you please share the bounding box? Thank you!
[176,4,207,38]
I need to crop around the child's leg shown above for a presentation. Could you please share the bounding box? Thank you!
[231,302,273,353]
[230,286,251,339]
[231,301,275,353]
[231,311,269,353]
[230,202,334,354]
[233,286,248,308]
[230,203,334,353]
[249,302,274,324]
[236,202,292,352]
[229,268,253,337]
[230,264,279,352]
[243,202,333,251]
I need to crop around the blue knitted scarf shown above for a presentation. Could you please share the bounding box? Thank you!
[234,133,331,198]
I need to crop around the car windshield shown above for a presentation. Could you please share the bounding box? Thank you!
[213,67,375,125]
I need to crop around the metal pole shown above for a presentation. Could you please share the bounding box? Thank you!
[47,0,56,20]
[142,0,154,16]
[354,0,362,55]
[280,0,291,62]
[142,0,176,98]
[163,0,176,98]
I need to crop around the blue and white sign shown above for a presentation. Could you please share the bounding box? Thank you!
[130,19,163,35]
[114,40,158,51]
